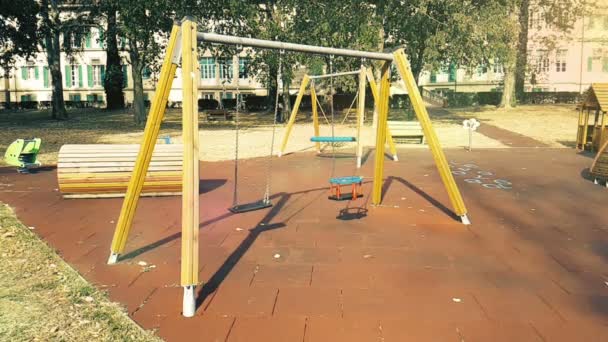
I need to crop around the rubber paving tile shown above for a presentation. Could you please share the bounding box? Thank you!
[1,148,608,341]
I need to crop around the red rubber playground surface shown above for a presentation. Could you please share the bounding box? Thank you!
[1,148,607,341]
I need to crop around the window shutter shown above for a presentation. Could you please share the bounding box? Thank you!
[21,67,27,80]
[34,66,39,80]
[85,31,91,48]
[65,65,72,87]
[100,65,106,85]
[43,67,49,88]
[87,94,94,102]
[78,65,83,87]
[603,57,608,73]
[588,57,593,72]
[87,65,93,87]
[122,65,128,88]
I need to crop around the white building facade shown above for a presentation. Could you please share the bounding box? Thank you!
[0,27,267,108]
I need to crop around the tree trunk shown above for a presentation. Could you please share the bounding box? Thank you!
[4,68,10,109]
[104,7,125,110]
[129,46,146,125]
[500,65,516,109]
[282,76,291,122]
[515,0,530,100]
[44,0,68,119]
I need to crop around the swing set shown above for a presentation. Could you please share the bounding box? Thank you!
[278,67,399,167]
[105,17,470,317]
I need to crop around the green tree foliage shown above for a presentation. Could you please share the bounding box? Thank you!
[0,0,39,109]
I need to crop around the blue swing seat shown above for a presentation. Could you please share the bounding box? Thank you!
[329,176,364,185]
[310,136,356,143]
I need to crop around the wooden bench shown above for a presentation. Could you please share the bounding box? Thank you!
[205,109,233,121]
[388,121,425,144]
[57,144,182,198]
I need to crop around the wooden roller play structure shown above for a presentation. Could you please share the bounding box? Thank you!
[577,83,607,152]
[57,144,182,198]
[104,19,470,318]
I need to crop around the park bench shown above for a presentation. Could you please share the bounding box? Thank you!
[205,109,234,121]
[388,120,425,144]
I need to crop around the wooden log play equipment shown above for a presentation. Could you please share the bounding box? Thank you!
[57,144,183,198]
[577,83,607,152]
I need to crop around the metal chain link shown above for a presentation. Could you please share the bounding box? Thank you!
[232,50,242,206]
[263,50,284,204]
[329,55,336,178]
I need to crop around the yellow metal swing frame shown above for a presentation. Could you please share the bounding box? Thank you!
[106,18,470,318]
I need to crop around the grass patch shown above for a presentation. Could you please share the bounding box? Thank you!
[0,203,161,342]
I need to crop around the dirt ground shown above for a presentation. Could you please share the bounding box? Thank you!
[450,105,579,148]
[1,104,576,166]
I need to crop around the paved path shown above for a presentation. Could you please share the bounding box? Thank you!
[0,148,607,341]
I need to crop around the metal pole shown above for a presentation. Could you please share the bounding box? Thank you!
[309,70,361,79]
[198,32,393,61]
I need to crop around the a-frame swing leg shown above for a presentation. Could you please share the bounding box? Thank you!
[371,62,391,205]
[366,69,398,161]
[107,22,182,265]
[278,75,310,157]
[392,49,470,225]
[180,17,200,317]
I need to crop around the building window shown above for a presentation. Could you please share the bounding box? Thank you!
[492,59,504,74]
[587,16,595,30]
[21,65,39,81]
[222,92,233,99]
[430,71,437,84]
[603,57,608,73]
[555,50,567,72]
[448,64,457,82]
[219,58,233,81]
[239,57,249,79]
[201,92,214,99]
[588,57,594,72]
[200,57,215,79]
[142,66,152,79]
[535,51,549,73]
[476,64,488,77]
[71,65,78,87]
[530,12,543,29]
[92,65,103,86]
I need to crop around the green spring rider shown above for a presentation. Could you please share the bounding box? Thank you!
[4,138,42,173]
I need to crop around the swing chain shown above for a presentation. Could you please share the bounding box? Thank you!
[263,49,284,204]
[232,60,241,206]
[329,54,336,178]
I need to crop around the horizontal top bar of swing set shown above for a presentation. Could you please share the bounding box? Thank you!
[197,32,394,61]
[309,70,361,79]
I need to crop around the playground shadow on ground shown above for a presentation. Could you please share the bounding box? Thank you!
[382,176,460,222]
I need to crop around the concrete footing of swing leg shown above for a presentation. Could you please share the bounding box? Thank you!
[460,214,471,225]
[107,252,119,265]
[277,152,282,158]
[357,157,362,168]
[182,285,196,317]
[393,155,399,162]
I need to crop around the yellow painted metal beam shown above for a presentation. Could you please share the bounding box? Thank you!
[371,62,391,205]
[108,23,181,262]
[310,81,321,153]
[366,68,398,161]
[392,49,469,224]
[278,75,310,157]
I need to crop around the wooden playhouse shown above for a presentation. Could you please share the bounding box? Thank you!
[576,83,608,152]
